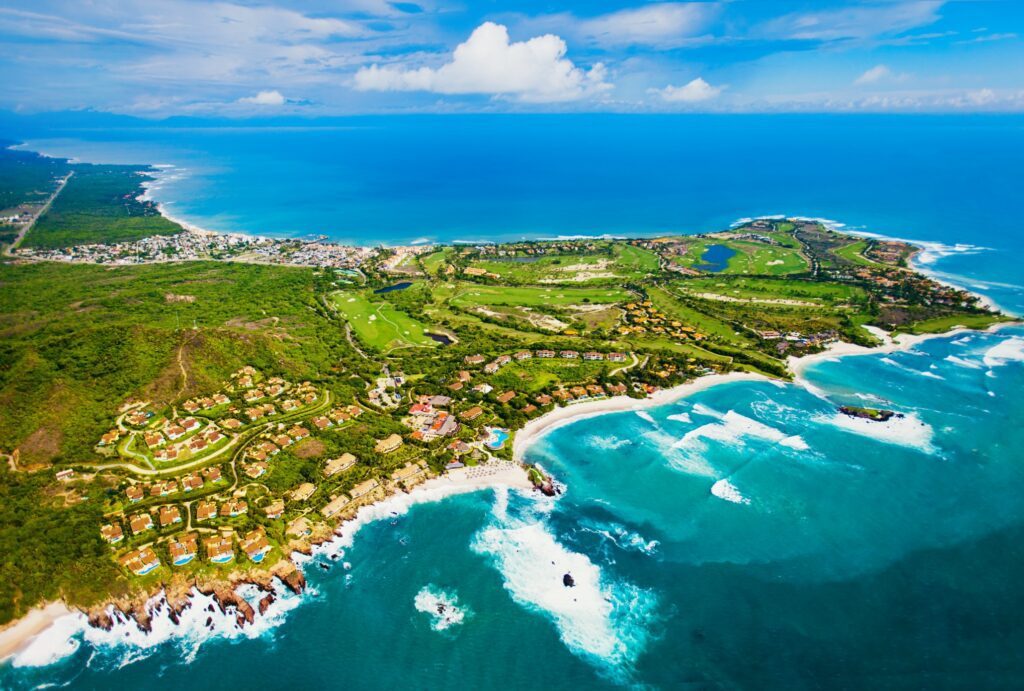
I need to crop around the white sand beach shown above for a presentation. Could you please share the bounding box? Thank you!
[512,371,770,461]
[0,601,73,663]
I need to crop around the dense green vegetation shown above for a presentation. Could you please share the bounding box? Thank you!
[0,144,68,210]
[23,164,181,249]
[0,261,348,466]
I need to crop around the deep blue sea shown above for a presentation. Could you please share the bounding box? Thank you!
[3,115,1024,689]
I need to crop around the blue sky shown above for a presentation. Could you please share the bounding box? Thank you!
[0,0,1021,115]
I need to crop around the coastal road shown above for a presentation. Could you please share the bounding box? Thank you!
[3,172,73,256]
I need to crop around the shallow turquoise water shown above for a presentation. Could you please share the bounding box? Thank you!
[5,325,1024,689]
[2,115,1024,688]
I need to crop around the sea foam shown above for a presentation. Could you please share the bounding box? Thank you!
[815,410,935,453]
[414,586,469,631]
[710,478,751,505]
[472,488,655,671]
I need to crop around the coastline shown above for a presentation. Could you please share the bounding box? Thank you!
[0,463,533,667]
[0,602,72,664]
[512,371,770,462]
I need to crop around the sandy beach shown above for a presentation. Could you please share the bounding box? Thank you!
[512,371,770,461]
[0,601,73,663]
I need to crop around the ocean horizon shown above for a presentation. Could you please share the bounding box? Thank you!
[3,114,1024,689]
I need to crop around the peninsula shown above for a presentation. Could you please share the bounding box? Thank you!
[0,145,1012,656]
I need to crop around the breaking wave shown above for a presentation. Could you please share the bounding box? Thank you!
[414,586,469,631]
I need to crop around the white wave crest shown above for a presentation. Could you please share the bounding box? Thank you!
[666,412,692,424]
[815,410,935,453]
[945,355,983,369]
[414,586,469,631]
[982,337,1024,368]
[634,410,655,424]
[710,479,751,505]
[588,435,633,450]
[472,491,655,669]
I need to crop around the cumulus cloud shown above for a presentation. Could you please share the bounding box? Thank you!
[238,90,287,106]
[854,64,891,85]
[354,22,610,102]
[652,77,722,103]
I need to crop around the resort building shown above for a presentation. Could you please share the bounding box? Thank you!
[290,483,317,502]
[324,453,358,478]
[460,406,484,421]
[120,547,160,576]
[321,495,349,519]
[350,478,380,500]
[169,533,199,566]
[204,535,234,564]
[374,434,404,454]
[536,350,555,358]
[391,462,426,484]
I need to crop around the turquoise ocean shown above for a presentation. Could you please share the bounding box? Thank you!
[2,115,1024,689]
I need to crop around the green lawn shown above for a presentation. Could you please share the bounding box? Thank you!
[832,240,878,266]
[330,290,438,351]
[450,284,630,308]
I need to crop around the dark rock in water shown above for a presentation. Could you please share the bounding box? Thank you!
[329,554,338,561]
[205,616,213,628]
[540,481,556,497]
[283,569,306,595]
[319,562,331,571]
[563,573,575,588]
[437,604,446,615]
[839,405,902,422]
[258,593,276,615]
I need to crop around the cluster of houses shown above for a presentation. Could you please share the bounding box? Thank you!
[124,466,223,503]
[755,329,840,353]
[619,300,707,341]
[14,229,376,269]
[115,526,274,575]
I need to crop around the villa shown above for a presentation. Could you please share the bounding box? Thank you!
[169,533,199,566]
[496,391,516,404]
[312,416,332,430]
[202,466,222,482]
[189,437,208,452]
[100,523,124,544]
[150,479,178,497]
[324,453,358,477]
[120,547,160,576]
[288,425,310,440]
[608,352,627,362]
[165,425,187,440]
[182,473,203,492]
[274,434,292,448]
[281,399,300,412]
[221,418,242,430]
[583,352,604,361]
[264,500,285,519]
[196,501,217,522]
[560,350,579,359]
[464,354,485,365]
[243,461,268,479]
[144,431,164,448]
[220,499,248,517]
[159,505,182,527]
[514,350,532,360]
[374,434,404,454]
[241,530,272,563]
[126,485,144,503]
[259,441,280,456]
[536,350,555,358]
[248,449,268,462]
[534,394,553,406]
[129,513,154,535]
[180,417,200,431]
[154,447,178,461]
[204,535,234,564]
[99,430,120,446]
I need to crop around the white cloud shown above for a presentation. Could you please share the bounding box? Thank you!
[760,1,944,42]
[577,3,719,48]
[652,77,722,103]
[238,90,287,106]
[354,22,610,102]
[854,64,891,85]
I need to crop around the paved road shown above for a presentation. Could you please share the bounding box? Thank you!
[3,172,73,256]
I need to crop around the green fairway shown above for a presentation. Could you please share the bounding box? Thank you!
[464,243,659,284]
[450,284,630,308]
[330,291,438,351]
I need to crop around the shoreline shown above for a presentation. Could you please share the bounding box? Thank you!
[512,371,770,462]
[0,602,73,664]
[0,463,533,667]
